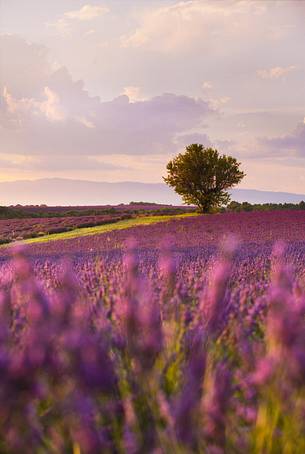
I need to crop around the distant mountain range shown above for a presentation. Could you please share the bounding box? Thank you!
[0,178,305,206]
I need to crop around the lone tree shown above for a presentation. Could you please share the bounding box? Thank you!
[164,144,245,213]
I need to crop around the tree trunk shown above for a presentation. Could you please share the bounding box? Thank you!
[197,202,212,214]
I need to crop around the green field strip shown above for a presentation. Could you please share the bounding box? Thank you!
[17,213,198,245]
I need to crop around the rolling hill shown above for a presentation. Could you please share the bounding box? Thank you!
[0,178,304,206]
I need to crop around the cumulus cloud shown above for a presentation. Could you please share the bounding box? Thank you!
[257,65,297,80]
[260,122,305,156]
[0,35,214,169]
[122,86,145,103]
[1,89,213,156]
[64,4,109,21]
[3,86,65,122]
[120,0,267,52]
[0,35,51,98]
[47,4,109,36]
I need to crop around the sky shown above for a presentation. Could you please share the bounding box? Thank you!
[0,0,305,193]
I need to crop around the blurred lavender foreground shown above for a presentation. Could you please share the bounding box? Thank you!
[1,240,305,453]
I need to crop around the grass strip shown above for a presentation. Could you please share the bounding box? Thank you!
[20,213,199,244]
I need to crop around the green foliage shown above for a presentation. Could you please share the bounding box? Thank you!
[0,206,26,219]
[0,206,118,219]
[227,200,305,212]
[164,144,245,213]
[0,205,192,220]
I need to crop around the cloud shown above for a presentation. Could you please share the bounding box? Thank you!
[122,86,146,103]
[3,86,65,122]
[175,132,212,149]
[0,35,50,98]
[0,35,214,166]
[1,90,213,156]
[260,122,305,156]
[209,96,231,110]
[64,5,109,21]
[202,81,213,90]
[200,81,231,111]
[26,156,124,172]
[0,153,124,172]
[76,115,95,129]
[47,4,109,36]
[47,18,71,37]
[257,65,297,80]
[120,0,268,53]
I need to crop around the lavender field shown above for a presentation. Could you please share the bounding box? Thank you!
[2,0,304,450]
[0,203,191,244]
[0,211,304,453]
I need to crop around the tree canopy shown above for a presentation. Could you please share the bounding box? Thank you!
[164,144,245,213]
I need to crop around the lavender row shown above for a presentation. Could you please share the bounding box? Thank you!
[0,237,305,452]
[0,213,131,243]
[3,210,303,257]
